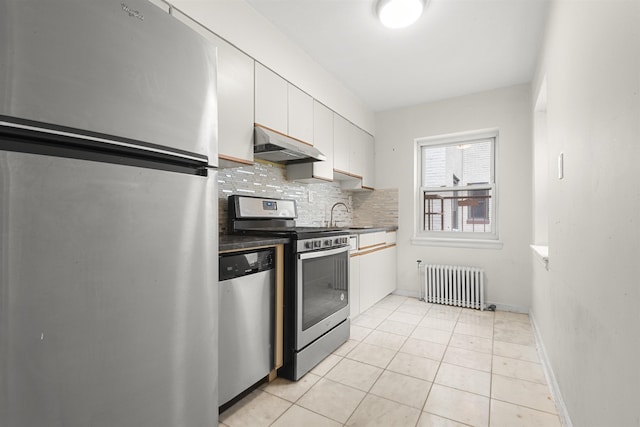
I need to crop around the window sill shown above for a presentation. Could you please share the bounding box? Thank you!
[530,244,549,270]
[411,236,503,249]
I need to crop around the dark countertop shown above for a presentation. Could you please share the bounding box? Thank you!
[219,234,290,253]
[345,226,398,234]
[218,226,397,252]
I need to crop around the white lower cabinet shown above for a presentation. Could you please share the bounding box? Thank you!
[352,244,397,317]
[349,254,360,319]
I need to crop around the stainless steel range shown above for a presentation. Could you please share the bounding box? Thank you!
[228,195,350,380]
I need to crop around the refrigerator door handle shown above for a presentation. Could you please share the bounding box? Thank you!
[0,118,208,165]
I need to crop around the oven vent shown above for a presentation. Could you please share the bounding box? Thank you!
[424,265,485,310]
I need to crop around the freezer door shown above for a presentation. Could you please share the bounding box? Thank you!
[0,151,218,427]
[0,0,218,165]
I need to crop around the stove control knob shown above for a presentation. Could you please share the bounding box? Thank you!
[305,241,314,249]
[324,239,332,247]
[334,238,342,245]
[314,240,321,248]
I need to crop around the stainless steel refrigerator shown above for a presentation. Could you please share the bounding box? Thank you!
[0,1,219,426]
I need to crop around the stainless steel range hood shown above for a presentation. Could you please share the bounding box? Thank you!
[254,125,326,164]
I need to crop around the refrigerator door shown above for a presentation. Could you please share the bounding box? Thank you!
[0,150,218,427]
[0,0,218,166]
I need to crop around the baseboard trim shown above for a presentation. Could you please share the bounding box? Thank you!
[392,289,421,299]
[529,312,573,427]
[393,291,530,314]
[486,301,529,314]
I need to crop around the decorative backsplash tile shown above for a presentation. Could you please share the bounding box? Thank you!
[217,162,351,234]
[352,188,399,227]
[217,162,398,234]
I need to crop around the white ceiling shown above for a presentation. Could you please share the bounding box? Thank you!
[244,0,549,112]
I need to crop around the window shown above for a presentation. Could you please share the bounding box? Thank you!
[467,185,489,225]
[451,174,460,230]
[414,130,500,247]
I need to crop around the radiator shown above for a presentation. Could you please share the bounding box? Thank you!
[424,265,485,310]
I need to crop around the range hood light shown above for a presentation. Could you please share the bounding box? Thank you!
[377,0,425,29]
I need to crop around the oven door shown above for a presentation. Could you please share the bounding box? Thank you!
[296,245,350,350]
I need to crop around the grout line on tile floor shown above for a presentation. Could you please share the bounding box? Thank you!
[223,297,562,427]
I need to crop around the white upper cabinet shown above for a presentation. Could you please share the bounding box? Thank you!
[171,9,254,167]
[255,63,288,135]
[311,101,333,180]
[216,39,255,166]
[255,63,314,146]
[333,114,375,190]
[361,131,375,189]
[349,125,364,179]
[333,114,351,174]
[287,86,313,144]
[286,100,333,182]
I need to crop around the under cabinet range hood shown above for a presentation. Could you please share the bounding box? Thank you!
[254,125,326,164]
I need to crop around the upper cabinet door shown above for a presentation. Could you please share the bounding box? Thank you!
[288,85,313,145]
[362,132,375,189]
[312,101,333,181]
[349,125,364,179]
[255,63,287,135]
[333,114,350,174]
[171,9,254,167]
[214,37,254,166]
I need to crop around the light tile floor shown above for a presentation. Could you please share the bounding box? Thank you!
[219,295,563,427]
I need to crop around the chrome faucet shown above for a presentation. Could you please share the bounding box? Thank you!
[329,202,349,227]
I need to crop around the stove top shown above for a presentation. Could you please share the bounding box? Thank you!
[232,225,348,240]
[244,226,343,233]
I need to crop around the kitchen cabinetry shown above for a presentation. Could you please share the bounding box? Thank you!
[361,132,375,189]
[255,63,288,135]
[333,115,375,191]
[255,63,314,145]
[287,101,334,182]
[167,6,375,178]
[333,114,351,174]
[287,85,314,144]
[349,253,360,319]
[348,128,364,180]
[350,231,397,317]
[359,245,396,313]
[171,9,254,167]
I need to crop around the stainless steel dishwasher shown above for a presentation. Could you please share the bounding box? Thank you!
[218,248,275,407]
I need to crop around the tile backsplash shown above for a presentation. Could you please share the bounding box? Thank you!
[217,162,398,234]
[352,188,399,227]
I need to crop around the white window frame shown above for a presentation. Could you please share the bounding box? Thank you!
[412,128,503,249]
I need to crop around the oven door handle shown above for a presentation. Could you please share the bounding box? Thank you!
[298,245,350,260]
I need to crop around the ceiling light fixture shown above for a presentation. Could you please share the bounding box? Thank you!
[376,0,425,29]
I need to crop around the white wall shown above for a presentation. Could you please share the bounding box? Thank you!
[530,1,640,426]
[169,0,375,134]
[375,84,533,310]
